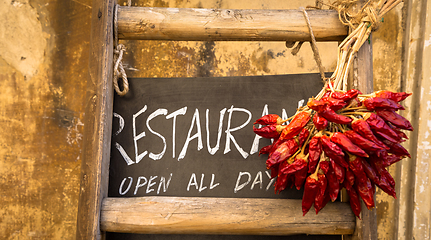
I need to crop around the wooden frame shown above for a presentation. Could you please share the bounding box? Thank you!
[76,1,376,239]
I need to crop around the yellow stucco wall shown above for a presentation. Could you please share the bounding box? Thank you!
[0,0,423,239]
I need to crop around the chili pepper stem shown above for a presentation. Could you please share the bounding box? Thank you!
[358,93,375,98]
[280,116,295,124]
[341,106,368,112]
[301,126,315,155]
[288,149,302,164]
[350,115,360,121]
[342,111,367,116]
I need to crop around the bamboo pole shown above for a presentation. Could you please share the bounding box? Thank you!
[117,7,348,41]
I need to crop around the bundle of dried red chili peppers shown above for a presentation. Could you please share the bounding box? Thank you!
[253,0,406,218]
[253,87,412,218]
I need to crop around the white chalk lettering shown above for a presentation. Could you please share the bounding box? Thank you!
[198,174,207,192]
[115,142,134,166]
[224,106,251,159]
[206,108,227,155]
[251,171,263,190]
[265,170,276,191]
[178,108,203,161]
[298,99,305,109]
[234,172,251,193]
[146,176,158,193]
[133,106,148,163]
[113,112,125,136]
[209,174,220,189]
[134,176,148,195]
[281,109,289,125]
[147,109,168,160]
[157,173,173,194]
[166,107,187,158]
[250,104,268,155]
[187,173,199,191]
[119,177,133,195]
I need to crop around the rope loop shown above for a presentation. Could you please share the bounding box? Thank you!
[113,44,129,96]
[113,4,129,96]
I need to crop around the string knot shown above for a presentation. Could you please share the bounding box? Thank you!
[113,43,129,96]
[362,6,379,31]
[113,4,129,96]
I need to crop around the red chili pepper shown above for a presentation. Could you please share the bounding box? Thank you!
[355,176,375,210]
[389,125,409,140]
[330,159,345,184]
[375,90,412,102]
[383,154,403,167]
[376,109,413,131]
[294,166,308,190]
[253,125,280,139]
[322,96,348,111]
[345,169,355,190]
[270,163,279,179]
[351,119,389,149]
[376,175,397,198]
[313,113,328,131]
[381,139,411,158]
[274,173,293,194]
[370,157,395,187]
[320,159,330,174]
[307,99,328,112]
[314,172,328,214]
[363,97,405,111]
[266,139,299,169]
[274,173,287,193]
[274,160,293,193]
[268,138,285,156]
[308,136,322,173]
[365,113,402,143]
[282,153,308,175]
[254,114,282,125]
[331,89,360,101]
[345,185,361,218]
[374,150,393,166]
[326,166,340,202]
[348,154,368,183]
[344,130,385,152]
[279,112,311,140]
[259,144,273,156]
[330,132,369,158]
[359,158,378,183]
[374,131,401,146]
[360,157,396,198]
[298,128,310,146]
[321,135,348,168]
[319,106,353,124]
[302,175,319,216]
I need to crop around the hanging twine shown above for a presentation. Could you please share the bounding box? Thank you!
[322,0,399,31]
[113,4,129,96]
[300,7,327,83]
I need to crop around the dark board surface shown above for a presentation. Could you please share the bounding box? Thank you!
[109,74,324,199]
[108,74,340,239]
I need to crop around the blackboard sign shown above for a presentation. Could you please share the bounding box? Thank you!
[107,74,342,239]
[109,74,325,199]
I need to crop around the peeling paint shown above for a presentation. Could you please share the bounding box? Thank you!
[0,0,47,79]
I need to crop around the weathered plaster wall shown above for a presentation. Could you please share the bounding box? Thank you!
[0,0,423,239]
[0,0,91,238]
[372,4,404,240]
